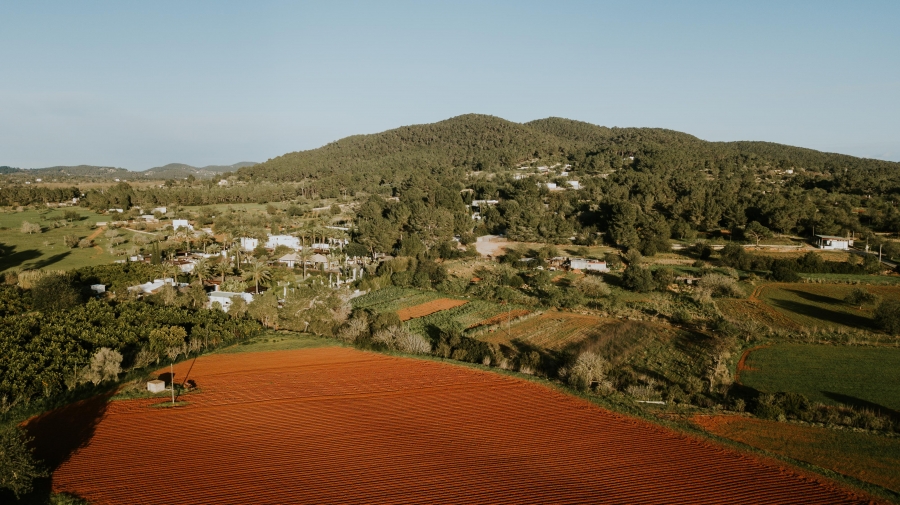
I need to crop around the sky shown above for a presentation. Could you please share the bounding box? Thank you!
[1,1,898,170]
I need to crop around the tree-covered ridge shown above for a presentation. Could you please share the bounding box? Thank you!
[240,114,900,193]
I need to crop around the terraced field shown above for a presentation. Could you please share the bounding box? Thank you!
[397,298,467,321]
[351,286,444,313]
[479,311,614,350]
[27,347,867,504]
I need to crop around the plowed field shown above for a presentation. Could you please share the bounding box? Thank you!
[396,298,467,321]
[28,348,868,504]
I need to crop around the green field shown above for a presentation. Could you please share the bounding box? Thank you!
[758,283,900,331]
[0,208,123,273]
[740,344,900,412]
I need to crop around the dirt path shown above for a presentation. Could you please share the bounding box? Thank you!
[86,226,106,257]
[734,344,771,384]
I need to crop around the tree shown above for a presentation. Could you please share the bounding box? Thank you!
[622,265,654,292]
[193,257,210,284]
[149,326,187,403]
[213,257,231,283]
[242,257,271,294]
[844,288,878,309]
[0,425,46,498]
[744,221,772,246]
[20,221,41,234]
[564,352,608,391]
[82,347,123,385]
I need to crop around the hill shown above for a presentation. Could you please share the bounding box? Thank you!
[141,161,257,179]
[238,114,900,195]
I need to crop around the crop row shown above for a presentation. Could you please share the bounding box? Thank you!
[35,347,866,505]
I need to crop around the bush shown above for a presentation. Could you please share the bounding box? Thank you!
[78,238,93,249]
[698,273,743,298]
[844,288,878,307]
[64,234,80,248]
[31,273,81,312]
[372,325,431,354]
[770,265,800,282]
[563,352,608,391]
[574,274,610,298]
[874,299,900,334]
[81,347,123,385]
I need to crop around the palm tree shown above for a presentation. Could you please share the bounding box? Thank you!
[160,261,180,282]
[207,242,222,255]
[213,257,231,283]
[243,257,271,294]
[193,257,210,284]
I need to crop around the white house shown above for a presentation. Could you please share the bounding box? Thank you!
[815,235,853,250]
[90,284,106,294]
[471,199,499,208]
[152,206,167,214]
[568,258,609,272]
[266,234,301,250]
[568,181,581,190]
[172,219,193,231]
[208,291,254,312]
[240,237,259,251]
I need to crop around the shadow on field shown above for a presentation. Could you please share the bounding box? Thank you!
[26,251,71,270]
[0,245,42,272]
[785,289,842,305]
[24,390,115,471]
[822,391,900,422]
[768,299,872,329]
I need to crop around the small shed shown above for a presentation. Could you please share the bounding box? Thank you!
[90,284,106,294]
[147,380,166,393]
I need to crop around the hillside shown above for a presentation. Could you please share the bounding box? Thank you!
[239,114,900,195]
[0,161,256,181]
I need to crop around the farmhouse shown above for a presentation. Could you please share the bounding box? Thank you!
[815,235,853,250]
[127,278,178,295]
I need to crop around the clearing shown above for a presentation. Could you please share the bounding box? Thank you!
[26,347,867,504]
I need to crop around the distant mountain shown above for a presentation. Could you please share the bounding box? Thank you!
[0,162,256,180]
[141,162,257,179]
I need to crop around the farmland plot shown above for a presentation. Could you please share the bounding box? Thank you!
[28,347,867,504]
[757,283,900,331]
[351,286,443,313]
[397,298,467,321]
[479,311,613,350]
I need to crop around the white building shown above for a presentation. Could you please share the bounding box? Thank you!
[266,234,301,250]
[172,219,194,231]
[568,258,609,272]
[90,284,106,294]
[815,235,853,250]
[208,291,254,312]
[568,181,581,190]
[278,253,302,268]
[240,237,259,251]
[127,278,177,295]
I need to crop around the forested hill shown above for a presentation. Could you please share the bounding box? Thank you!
[238,114,900,195]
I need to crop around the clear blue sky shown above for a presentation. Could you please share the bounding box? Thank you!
[1,1,898,169]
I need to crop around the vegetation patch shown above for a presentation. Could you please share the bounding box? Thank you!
[479,311,612,350]
[397,298,467,321]
[694,414,900,494]
[758,284,900,331]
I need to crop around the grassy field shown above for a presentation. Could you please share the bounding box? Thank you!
[757,283,900,331]
[0,208,123,273]
[739,343,900,412]
[694,414,900,494]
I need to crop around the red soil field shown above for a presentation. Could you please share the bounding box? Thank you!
[27,347,871,505]
[396,298,467,321]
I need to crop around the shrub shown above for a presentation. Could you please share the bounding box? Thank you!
[844,288,878,307]
[336,314,369,343]
[64,234,80,248]
[372,325,431,354]
[770,265,800,282]
[698,273,743,298]
[622,265,654,292]
[563,352,608,391]
[78,238,94,249]
[874,299,900,334]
